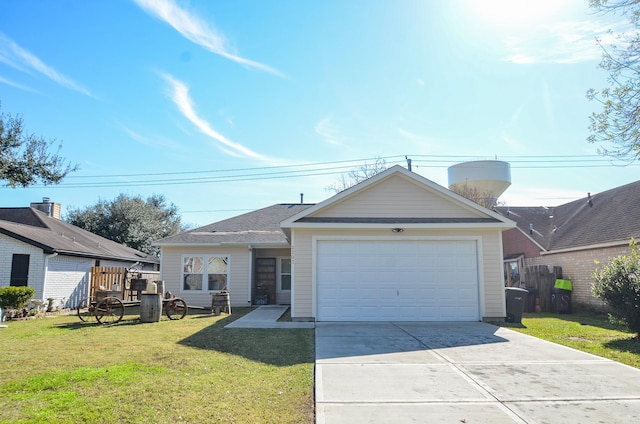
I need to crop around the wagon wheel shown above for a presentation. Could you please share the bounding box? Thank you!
[77,298,97,322]
[166,298,187,320]
[95,297,125,324]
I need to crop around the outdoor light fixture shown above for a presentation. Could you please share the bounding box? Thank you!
[392,228,404,233]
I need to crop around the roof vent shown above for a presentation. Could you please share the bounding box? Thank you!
[588,193,593,207]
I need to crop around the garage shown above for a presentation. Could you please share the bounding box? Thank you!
[316,239,480,321]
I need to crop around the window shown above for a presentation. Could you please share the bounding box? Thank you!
[280,258,291,291]
[10,254,30,286]
[182,255,228,292]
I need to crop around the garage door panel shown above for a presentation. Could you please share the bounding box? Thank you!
[317,240,479,321]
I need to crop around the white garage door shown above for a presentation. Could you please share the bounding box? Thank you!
[317,240,479,321]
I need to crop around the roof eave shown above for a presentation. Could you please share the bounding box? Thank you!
[541,239,634,255]
[0,228,55,254]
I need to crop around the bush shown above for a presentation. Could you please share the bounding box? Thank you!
[0,286,36,310]
[592,240,640,337]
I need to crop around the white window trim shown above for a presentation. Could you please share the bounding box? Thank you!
[277,257,292,293]
[181,254,230,294]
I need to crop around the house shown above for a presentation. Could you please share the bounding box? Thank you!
[497,179,640,311]
[154,165,516,322]
[0,199,159,308]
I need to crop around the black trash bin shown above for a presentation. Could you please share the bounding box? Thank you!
[505,287,528,324]
[552,279,573,314]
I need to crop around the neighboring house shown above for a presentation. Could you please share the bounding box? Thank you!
[0,200,159,308]
[497,179,640,311]
[154,165,516,322]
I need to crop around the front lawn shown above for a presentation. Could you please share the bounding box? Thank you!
[497,313,640,369]
[0,308,315,423]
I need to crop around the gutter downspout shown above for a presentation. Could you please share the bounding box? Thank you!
[247,245,253,306]
[42,252,58,301]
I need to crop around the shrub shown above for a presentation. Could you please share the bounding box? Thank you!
[592,240,640,338]
[0,286,36,310]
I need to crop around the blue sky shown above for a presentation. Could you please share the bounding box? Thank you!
[0,0,636,227]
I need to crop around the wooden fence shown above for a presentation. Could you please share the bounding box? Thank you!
[524,265,563,312]
[89,267,161,300]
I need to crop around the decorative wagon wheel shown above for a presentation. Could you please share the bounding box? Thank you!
[165,298,187,320]
[95,297,125,324]
[76,297,97,322]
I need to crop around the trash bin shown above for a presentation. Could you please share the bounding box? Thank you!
[505,287,528,324]
[552,279,572,314]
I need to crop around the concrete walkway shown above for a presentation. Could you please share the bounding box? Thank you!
[224,305,315,329]
[315,321,640,423]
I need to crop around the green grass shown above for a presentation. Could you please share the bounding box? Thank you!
[496,313,640,368]
[0,308,315,424]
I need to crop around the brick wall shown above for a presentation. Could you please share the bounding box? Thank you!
[526,244,631,311]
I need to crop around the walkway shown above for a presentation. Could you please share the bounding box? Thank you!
[224,305,315,329]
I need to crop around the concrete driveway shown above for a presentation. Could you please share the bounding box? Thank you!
[315,322,640,423]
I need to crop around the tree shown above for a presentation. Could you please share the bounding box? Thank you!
[449,183,499,209]
[592,240,640,338]
[66,194,189,256]
[0,105,77,187]
[587,0,640,160]
[325,157,387,193]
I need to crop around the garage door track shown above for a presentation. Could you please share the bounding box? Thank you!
[315,322,640,423]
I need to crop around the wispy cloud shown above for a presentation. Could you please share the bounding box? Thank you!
[120,124,187,151]
[314,117,349,146]
[0,32,93,96]
[504,20,622,64]
[0,75,38,93]
[159,72,270,161]
[134,0,284,77]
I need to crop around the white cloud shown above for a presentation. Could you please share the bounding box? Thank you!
[0,33,93,97]
[314,117,348,146]
[134,0,284,77]
[503,20,624,64]
[0,75,38,93]
[159,72,271,161]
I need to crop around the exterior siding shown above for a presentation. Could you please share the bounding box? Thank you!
[0,233,45,298]
[526,244,631,311]
[291,228,506,321]
[312,175,483,219]
[160,245,250,308]
[45,255,93,308]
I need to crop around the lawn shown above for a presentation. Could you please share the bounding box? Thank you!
[497,313,640,369]
[0,308,315,424]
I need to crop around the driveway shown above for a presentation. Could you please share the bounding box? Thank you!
[315,322,640,423]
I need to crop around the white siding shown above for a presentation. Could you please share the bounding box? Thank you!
[160,246,250,308]
[44,255,93,308]
[0,233,45,298]
[312,174,484,219]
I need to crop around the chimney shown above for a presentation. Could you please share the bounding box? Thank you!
[30,197,61,219]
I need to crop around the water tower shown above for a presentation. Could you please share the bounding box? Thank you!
[448,160,511,206]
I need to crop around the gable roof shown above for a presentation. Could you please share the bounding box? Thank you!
[281,165,516,229]
[0,207,159,263]
[153,203,314,246]
[496,179,640,251]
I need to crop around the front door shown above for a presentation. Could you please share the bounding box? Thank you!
[254,258,276,305]
[10,254,30,286]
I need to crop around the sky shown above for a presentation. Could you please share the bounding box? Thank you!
[0,0,637,227]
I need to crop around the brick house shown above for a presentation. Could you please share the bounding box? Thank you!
[497,180,640,311]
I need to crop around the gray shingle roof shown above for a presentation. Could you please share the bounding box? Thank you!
[153,203,314,246]
[0,207,159,263]
[496,179,640,251]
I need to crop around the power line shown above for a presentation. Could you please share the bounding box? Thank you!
[2,154,636,190]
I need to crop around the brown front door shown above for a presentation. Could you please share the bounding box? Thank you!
[254,258,276,305]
